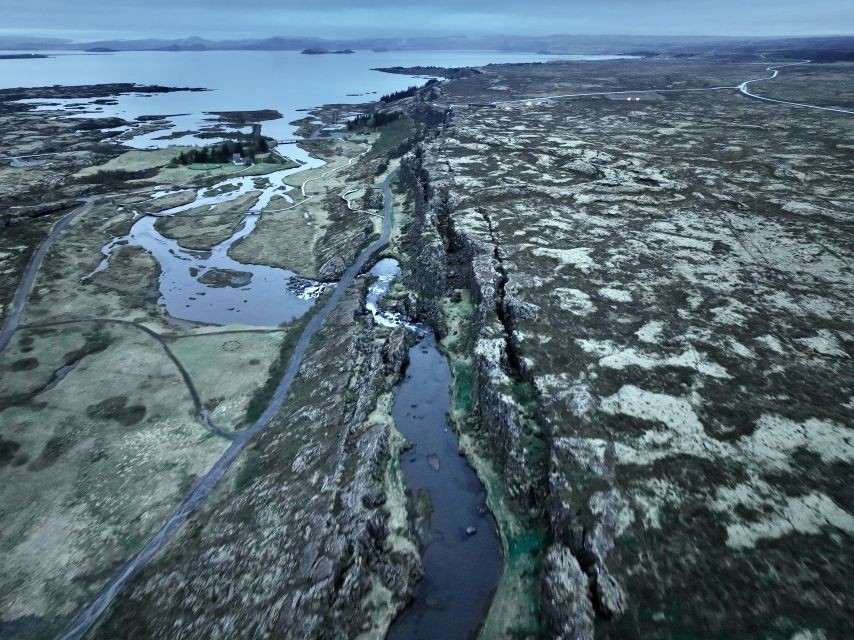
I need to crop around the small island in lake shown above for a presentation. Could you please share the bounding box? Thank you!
[300,48,354,55]
[0,53,48,59]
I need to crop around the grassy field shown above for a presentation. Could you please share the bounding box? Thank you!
[74,147,193,177]
[366,116,415,160]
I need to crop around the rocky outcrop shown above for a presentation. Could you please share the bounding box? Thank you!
[314,193,375,282]
[399,59,854,639]
[383,326,414,375]
[399,150,448,334]
[542,545,595,640]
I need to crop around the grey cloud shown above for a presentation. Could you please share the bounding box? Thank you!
[3,0,853,40]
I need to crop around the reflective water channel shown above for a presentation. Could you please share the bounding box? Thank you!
[87,162,327,325]
[367,259,502,639]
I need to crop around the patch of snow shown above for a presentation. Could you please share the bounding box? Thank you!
[553,287,596,316]
[724,492,854,549]
[756,334,786,354]
[796,330,849,358]
[738,414,854,470]
[532,246,596,274]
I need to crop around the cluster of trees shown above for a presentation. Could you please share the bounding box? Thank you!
[172,138,271,166]
[346,110,401,131]
[379,79,440,103]
[78,168,159,186]
[380,85,418,103]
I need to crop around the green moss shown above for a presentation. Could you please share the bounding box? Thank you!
[85,395,146,426]
[233,456,260,493]
[435,286,545,639]
[27,434,73,471]
[10,357,38,371]
[0,436,21,466]
[62,326,112,363]
[452,360,473,413]
[463,432,546,640]
[510,381,535,405]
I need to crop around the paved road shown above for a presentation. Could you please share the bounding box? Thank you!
[300,143,371,197]
[481,84,738,108]
[58,169,398,640]
[738,61,854,115]
[461,60,853,117]
[0,198,96,353]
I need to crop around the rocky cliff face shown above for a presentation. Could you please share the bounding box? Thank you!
[399,149,448,334]
[400,148,546,515]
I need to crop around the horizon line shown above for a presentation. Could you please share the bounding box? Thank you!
[2,32,854,44]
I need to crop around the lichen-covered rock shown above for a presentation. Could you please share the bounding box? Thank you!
[594,568,628,619]
[317,254,348,281]
[542,544,595,640]
[382,326,412,375]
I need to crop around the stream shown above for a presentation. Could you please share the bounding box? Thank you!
[367,259,502,639]
[87,162,327,325]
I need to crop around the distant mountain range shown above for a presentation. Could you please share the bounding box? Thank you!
[1,33,852,59]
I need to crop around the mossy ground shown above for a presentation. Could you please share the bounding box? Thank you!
[419,58,854,637]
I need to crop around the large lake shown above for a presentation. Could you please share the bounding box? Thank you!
[0,50,633,144]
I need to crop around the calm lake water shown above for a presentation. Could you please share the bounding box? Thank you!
[0,49,633,144]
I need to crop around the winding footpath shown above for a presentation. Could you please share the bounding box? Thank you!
[0,197,96,353]
[18,317,237,440]
[264,144,371,213]
[2,148,375,441]
[0,185,161,353]
[1,196,246,440]
[57,169,397,640]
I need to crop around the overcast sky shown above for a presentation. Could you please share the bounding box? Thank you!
[3,0,852,40]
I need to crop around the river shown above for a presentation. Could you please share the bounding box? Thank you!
[7,49,628,328]
[6,49,597,638]
[367,259,502,639]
